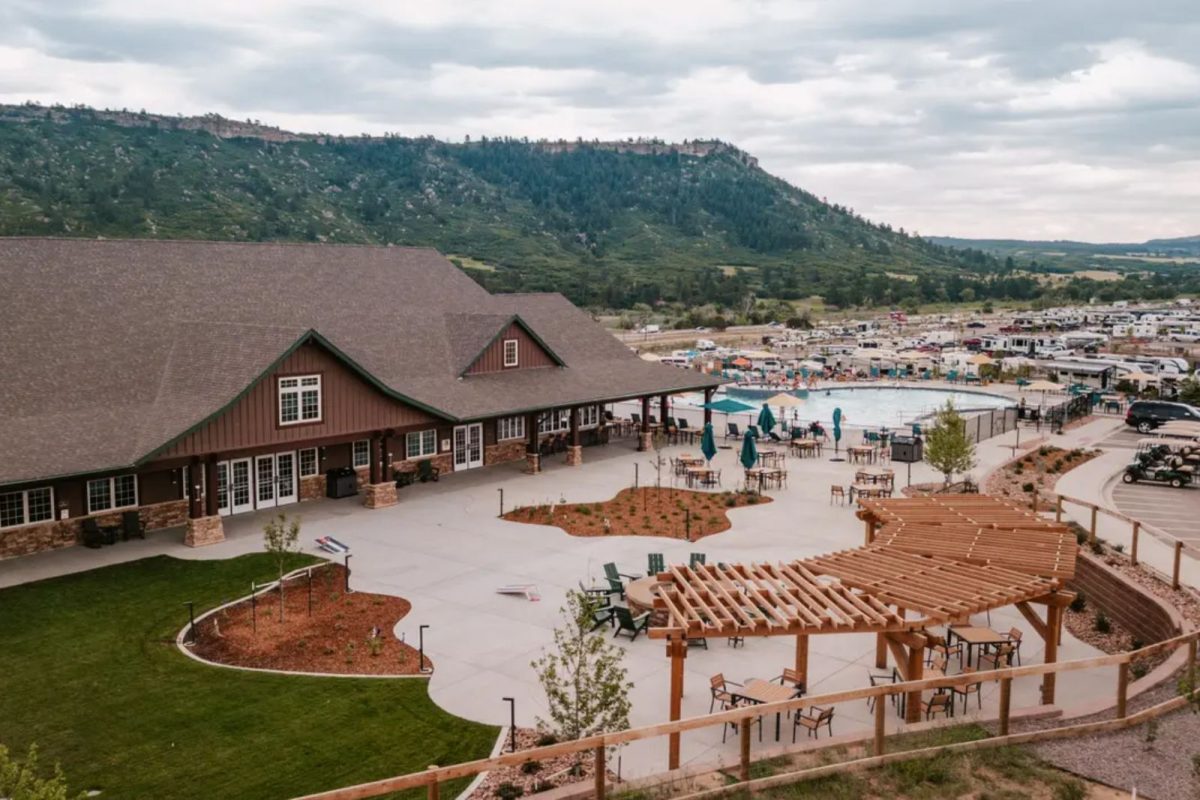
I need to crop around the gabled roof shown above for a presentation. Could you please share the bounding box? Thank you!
[453,313,565,375]
[0,238,721,485]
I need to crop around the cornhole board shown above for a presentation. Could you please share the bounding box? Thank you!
[315,536,350,555]
[496,584,540,601]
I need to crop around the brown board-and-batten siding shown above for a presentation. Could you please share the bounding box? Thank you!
[156,341,438,459]
[465,322,558,375]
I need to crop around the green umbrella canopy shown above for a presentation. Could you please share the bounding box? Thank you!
[740,430,758,469]
[700,423,717,462]
[833,407,843,442]
[757,403,777,434]
[703,398,756,413]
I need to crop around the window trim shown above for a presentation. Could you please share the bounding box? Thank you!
[406,428,438,459]
[502,338,519,368]
[497,415,526,441]
[299,448,319,477]
[86,474,138,515]
[0,486,55,529]
[352,440,370,468]
[278,374,323,427]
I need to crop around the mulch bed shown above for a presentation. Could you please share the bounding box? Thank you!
[502,487,770,540]
[984,444,1101,512]
[192,564,428,675]
[468,728,610,800]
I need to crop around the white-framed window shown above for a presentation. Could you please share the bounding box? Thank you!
[538,409,569,434]
[0,486,54,529]
[497,416,525,441]
[87,474,138,515]
[406,429,438,459]
[579,405,600,429]
[352,440,370,468]
[299,448,318,477]
[502,339,519,368]
[278,375,322,425]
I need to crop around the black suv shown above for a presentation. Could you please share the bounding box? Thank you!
[1125,400,1200,433]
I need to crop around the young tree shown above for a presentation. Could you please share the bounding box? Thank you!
[531,590,633,744]
[924,400,977,487]
[0,744,84,800]
[262,513,302,621]
[1179,377,1200,407]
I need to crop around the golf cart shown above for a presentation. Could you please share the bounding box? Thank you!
[1122,440,1195,488]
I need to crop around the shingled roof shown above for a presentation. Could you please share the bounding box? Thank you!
[0,238,721,485]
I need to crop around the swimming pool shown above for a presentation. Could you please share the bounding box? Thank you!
[717,386,1015,429]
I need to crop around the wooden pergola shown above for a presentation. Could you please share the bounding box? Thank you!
[649,495,1077,768]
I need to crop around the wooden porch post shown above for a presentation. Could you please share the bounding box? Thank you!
[795,634,809,689]
[188,456,203,519]
[203,454,219,517]
[639,397,651,451]
[703,387,715,426]
[570,407,581,447]
[667,633,687,770]
[660,394,669,428]
[380,430,392,483]
[875,632,888,669]
[368,432,381,484]
[904,642,924,724]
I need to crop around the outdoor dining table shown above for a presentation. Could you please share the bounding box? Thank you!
[758,450,785,467]
[686,466,714,488]
[789,440,820,457]
[856,467,895,486]
[847,445,876,464]
[732,678,802,740]
[849,483,888,502]
[745,467,784,491]
[948,626,1009,667]
[677,454,705,467]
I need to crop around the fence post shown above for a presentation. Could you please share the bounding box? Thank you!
[998,677,1012,736]
[739,717,752,782]
[1189,639,1197,686]
[1173,541,1183,590]
[427,766,439,800]
[1117,662,1129,719]
[1054,495,1063,524]
[1089,506,1098,545]
[594,746,605,799]
[1130,521,1140,566]
[873,692,886,755]
[1031,485,1038,513]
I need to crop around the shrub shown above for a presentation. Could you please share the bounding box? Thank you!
[367,636,384,657]
[520,760,542,774]
[1069,593,1086,613]
[1131,638,1144,651]
[1132,662,1149,680]
[1113,543,1125,553]
[534,732,558,747]
[1013,463,1024,474]
[578,506,592,516]
[495,781,524,800]
[1052,780,1086,800]
[725,496,737,507]
[1021,482,1035,493]
[1039,446,1051,457]
[1094,612,1111,634]
[746,494,759,505]
[1090,540,1104,555]
[1053,459,1064,470]
[532,780,554,793]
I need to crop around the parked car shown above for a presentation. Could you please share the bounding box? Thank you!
[1125,400,1200,433]
[965,321,987,328]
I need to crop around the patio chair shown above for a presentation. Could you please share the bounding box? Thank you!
[648,415,658,427]
[604,561,641,582]
[925,632,963,668]
[920,693,953,720]
[579,579,621,601]
[768,431,784,444]
[866,669,901,713]
[710,673,742,713]
[952,667,982,713]
[794,706,834,741]
[81,518,105,549]
[725,423,740,441]
[416,459,439,482]
[589,595,617,631]
[701,470,722,488]
[772,668,807,697]
[647,553,665,576]
[121,510,146,541]
[978,642,1016,671]
[678,418,690,432]
[830,485,846,505]
[612,607,651,641]
[998,627,1023,665]
[748,425,761,439]
[690,553,706,568]
[631,413,642,427]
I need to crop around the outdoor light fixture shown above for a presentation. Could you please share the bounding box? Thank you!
[502,697,516,753]
[419,624,431,673]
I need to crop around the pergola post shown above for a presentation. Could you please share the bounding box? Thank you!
[703,387,715,426]
[1042,602,1061,704]
[795,634,809,688]
[864,519,876,546]
[875,633,888,669]
[666,633,687,770]
[904,641,924,724]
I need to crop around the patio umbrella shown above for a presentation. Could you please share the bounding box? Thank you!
[968,353,994,366]
[703,398,755,414]
[1025,380,1061,393]
[700,423,717,462]
[739,430,758,470]
[757,403,776,436]
[832,407,843,454]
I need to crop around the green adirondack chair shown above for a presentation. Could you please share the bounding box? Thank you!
[690,553,706,569]
[647,553,665,576]
[613,607,651,641]
[603,562,640,582]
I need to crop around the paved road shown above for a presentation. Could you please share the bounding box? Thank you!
[1111,479,1200,541]
[1097,426,1144,450]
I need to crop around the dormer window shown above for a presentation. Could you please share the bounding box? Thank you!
[279,375,322,425]
[503,339,519,368]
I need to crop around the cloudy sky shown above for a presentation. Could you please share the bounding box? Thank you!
[2,0,1199,242]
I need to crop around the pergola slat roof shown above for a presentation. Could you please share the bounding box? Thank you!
[650,495,1075,640]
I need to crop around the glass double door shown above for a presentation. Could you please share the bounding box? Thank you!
[453,424,483,471]
[216,452,297,516]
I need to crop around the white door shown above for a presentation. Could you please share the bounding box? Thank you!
[229,458,253,515]
[275,452,298,506]
[453,424,484,470]
[255,455,277,509]
[216,462,230,516]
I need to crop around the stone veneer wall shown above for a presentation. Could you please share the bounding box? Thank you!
[485,440,526,466]
[392,454,454,476]
[0,498,188,560]
[1067,551,1181,645]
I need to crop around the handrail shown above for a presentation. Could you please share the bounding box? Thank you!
[291,629,1200,800]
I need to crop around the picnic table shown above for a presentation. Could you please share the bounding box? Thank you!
[732,678,802,740]
[948,625,1008,667]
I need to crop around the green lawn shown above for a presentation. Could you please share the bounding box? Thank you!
[0,554,498,800]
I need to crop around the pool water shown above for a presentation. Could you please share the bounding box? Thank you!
[718,387,1015,429]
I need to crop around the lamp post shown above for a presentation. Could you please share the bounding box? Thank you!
[419,624,431,673]
[502,697,516,753]
[344,554,352,593]
[497,488,504,518]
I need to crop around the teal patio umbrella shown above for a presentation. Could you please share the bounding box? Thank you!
[703,398,755,414]
[757,403,776,436]
[832,407,844,458]
[700,423,717,463]
[739,430,758,469]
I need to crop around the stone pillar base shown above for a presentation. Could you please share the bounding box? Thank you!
[184,515,226,548]
[362,482,398,509]
[638,431,653,451]
[526,452,541,474]
[565,445,583,466]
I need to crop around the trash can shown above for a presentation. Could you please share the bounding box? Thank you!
[325,466,358,499]
[890,435,923,463]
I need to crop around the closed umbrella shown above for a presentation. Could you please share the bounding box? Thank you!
[757,403,776,436]
[739,430,758,470]
[832,407,844,458]
[700,423,717,463]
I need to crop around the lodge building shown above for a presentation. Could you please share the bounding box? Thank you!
[0,239,721,558]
